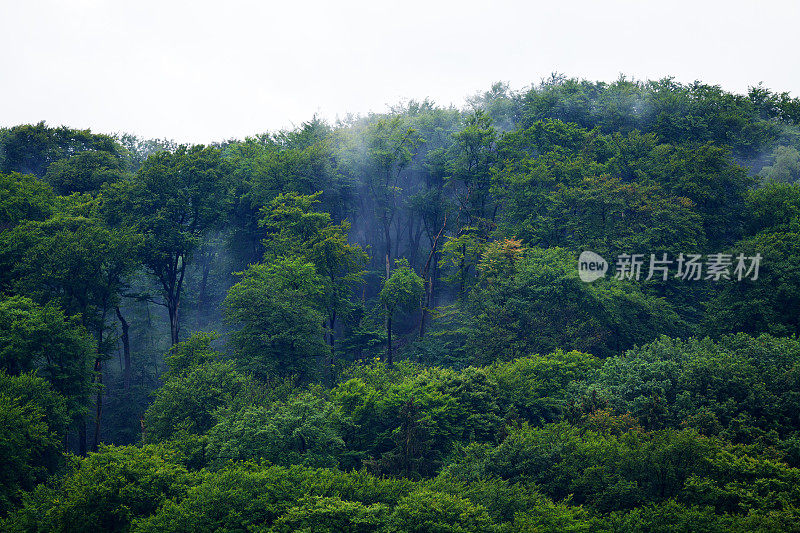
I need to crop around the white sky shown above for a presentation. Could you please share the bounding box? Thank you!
[1,0,798,144]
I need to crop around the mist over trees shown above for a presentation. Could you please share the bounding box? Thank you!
[3,76,800,531]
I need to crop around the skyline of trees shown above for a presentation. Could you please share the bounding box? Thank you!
[2,76,800,530]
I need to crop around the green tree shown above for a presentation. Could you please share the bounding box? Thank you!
[270,496,388,533]
[0,172,54,232]
[356,116,421,277]
[449,110,498,224]
[144,360,247,443]
[0,372,69,517]
[0,296,94,421]
[224,255,327,380]
[0,122,125,178]
[206,393,345,469]
[259,192,367,376]
[44,150,126,195]
[389,489,494,533]
[380,259,424,364]
[705,217,800,337]
[466,244,683,362]
[2,444,194,533]
[103,145,231,344]
[761,145,800,183]
[1,213,141,450]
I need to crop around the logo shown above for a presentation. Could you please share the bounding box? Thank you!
[578,250,608,282]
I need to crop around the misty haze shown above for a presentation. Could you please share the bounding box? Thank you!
[2,2,800,532]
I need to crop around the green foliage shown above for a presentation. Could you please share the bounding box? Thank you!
[0,372,68,516]
[225,255,327,380]
[143,361,248,442]
[132,463,415,533]
[270,496,389,533]
[389,489,494,533]
[0,172,54,230]
[0,296,94,418]
[466,244,683,361]
[380,258,424,363]
[572,334,800,439]
[206,393,345,469]
[1,214,141,342]
[705,216,800,337]
[3,444,195,533]
[744,181,800,234]
[102,144,231,344]
[44,150,126,195]
[761,145,800,183]
[0,122,125,178]
[328,353,599,476]
[4,79,800,529]
[486,349,601,425]
[380,259,424,318]
[258,191,368,372]
[635,142,753,246]
[163,332,220,381]
[446,421,800,515]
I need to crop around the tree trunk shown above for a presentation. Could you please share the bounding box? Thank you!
[325,310,336,385]
[78,418,87,456]
[458,243,467,298]
[116,306,131,390]
[168,298,180,345]
[92,363,102,452]
[386,315,393,365]
[384,218,392,279]
[197,250,212,328]
[91,307,108,453]
[166,254,186,345]
[419,215,447,338]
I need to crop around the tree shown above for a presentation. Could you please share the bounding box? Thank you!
[2,444,194,532]
[0,372,69,517]
[379,259,424,364]
[259,192,367,377]
[1,212,141,451]
[44,150,126,195]
[760,145,800,183]
[206,393,345,469]
[224,256,327,380]
[0,172,54,231]
[466,244,683,362]
[389,490,494,533]
[144,359,247,442]
[0,122,125,178]
[224,118,349,268]
[0,296,94,422]
[636,142,753,247]
[357,116,421,278]
[449,110,498,224]
[270,496,389,533]
[704,217,800,337]
[365,398,436,479]
[103,145,231,344]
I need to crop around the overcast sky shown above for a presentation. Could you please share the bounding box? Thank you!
[1,0,798,144]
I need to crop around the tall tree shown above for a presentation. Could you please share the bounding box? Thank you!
[103,145,231,344]
[0,212,140,451]
[224,255,327,381]
[259,192,367,377]
[358,117,421,277]
[449,110,498,224]
[0,296,94,423]
[380,258,423,364]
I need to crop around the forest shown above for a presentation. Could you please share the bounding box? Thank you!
[2,76,800,531]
